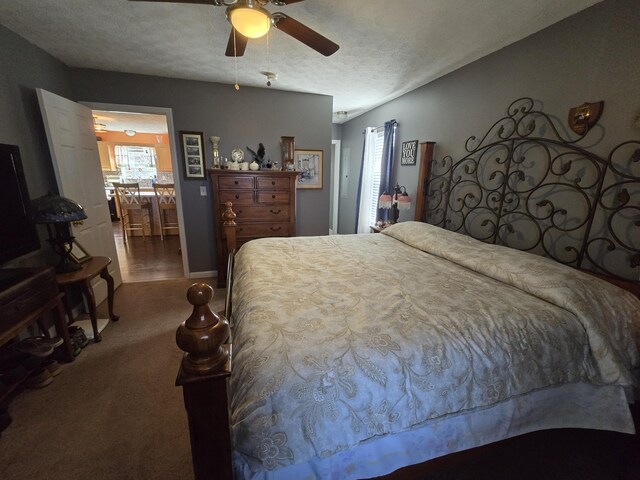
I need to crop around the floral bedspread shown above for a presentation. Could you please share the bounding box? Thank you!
[229,222,640,473]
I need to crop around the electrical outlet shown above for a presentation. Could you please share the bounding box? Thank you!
[200,186,207,196]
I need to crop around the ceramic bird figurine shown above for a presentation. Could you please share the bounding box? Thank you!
[247,143,267,166]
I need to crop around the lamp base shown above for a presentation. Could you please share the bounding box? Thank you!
[55,257,82,274]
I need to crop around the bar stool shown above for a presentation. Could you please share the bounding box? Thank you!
[153,183,179,241]
[112,182,152,244]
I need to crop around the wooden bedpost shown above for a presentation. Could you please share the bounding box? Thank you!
[217,201,237,288]
[414,141,435,222]
[176,283,233,480]
[223,201,237,253]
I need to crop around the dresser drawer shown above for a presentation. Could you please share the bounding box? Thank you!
[257,177,291,189]
[222,205,290,222]
[235,223,290,238]
[218,176,254,189]
[218,190,255,204]
[256,191,290,204]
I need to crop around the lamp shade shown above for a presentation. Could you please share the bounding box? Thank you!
[378,192,393,209]
[32,193,87,224]
[227,3,271,39]
[397,192,412,211]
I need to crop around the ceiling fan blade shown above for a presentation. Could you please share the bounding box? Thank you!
[272,13,339,56]
[271,0,306,4]
[129,0,219,4]
[225,29,248,57]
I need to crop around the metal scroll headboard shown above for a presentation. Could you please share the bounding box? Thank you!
[420,97,640,282]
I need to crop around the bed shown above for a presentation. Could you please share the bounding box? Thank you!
[175,98,640,479]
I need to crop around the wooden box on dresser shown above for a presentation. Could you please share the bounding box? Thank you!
[210,169,298,287]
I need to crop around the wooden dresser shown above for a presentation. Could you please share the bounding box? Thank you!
[210,170,298,287]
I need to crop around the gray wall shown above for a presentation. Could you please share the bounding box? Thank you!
[332,123,342,140]
[0,25,75,267]
[0,25,73,201]
[0,22,333,273]
[72,69,333,273]
[338,0,640,234]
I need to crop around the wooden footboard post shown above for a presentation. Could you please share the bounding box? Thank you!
[176,283,233,480]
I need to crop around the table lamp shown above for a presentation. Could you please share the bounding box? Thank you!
[32,193,87,273]
[379,184,412,224]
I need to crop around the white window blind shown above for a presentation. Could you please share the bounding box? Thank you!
[114,145,158,185]
[368,127,385,227]
[115,145,157,168]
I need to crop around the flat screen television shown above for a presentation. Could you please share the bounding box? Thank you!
[0,143,41,266]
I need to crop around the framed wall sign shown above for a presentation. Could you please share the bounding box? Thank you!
[180,131,206,180]
[400,140,418,166]
[295,149,323,189]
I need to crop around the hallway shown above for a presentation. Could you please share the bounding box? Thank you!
[112,222,183,283]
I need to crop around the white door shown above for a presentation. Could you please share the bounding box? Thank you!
[37,89,122,304]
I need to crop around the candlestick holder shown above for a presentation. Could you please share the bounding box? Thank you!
[210,136,221,169]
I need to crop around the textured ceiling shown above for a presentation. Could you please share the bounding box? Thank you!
[93,110,169,133]
[0,0,601,123]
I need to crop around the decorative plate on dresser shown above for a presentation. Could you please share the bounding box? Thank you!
[210,169,298,287]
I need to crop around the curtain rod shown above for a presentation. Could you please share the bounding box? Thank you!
[362,121,398,134]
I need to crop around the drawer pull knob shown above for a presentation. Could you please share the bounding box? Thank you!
[270,209,281,214]
[235,194,240,199]
[272,194,276,199]
[270,226,282,231]
[271,181,275,185]
[234,181,239,185]
[238,228,244,232]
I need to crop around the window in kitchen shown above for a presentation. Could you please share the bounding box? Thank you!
[115,145,158,186]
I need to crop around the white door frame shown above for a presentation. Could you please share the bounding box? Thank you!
[81,102,190,277]
[330,139,341,235]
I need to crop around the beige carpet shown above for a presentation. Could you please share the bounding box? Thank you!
[0,277,222,480]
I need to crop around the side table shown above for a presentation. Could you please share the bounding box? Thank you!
[56,256,119,343]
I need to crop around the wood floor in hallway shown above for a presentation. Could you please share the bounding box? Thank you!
[112,222,183,283]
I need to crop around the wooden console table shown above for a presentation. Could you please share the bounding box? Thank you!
[55,256,119,343]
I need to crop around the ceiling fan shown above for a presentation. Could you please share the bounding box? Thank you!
[130,0,339,57]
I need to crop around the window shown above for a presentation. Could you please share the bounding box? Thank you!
[356,127,385,233]
[114,145,158,184]
[115,145,157,168]
[368,127,385,227]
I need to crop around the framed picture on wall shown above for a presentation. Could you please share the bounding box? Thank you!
[295,149,323,189]
[180,131,206,180]
[400,140,418,166]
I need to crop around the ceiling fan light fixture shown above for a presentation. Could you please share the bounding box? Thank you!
[227,3,271,39]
